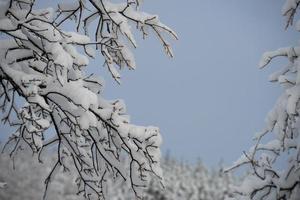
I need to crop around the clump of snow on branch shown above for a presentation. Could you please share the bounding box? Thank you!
[0,182,6,189]
[226,1,300,200]
[0,0,177,199]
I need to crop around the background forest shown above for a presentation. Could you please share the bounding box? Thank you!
[0,151,235,200]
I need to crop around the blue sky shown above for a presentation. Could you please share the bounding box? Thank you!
[0,0,298,167]
[100,0,298,166]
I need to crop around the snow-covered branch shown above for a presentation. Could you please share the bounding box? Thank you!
[226,1,300,199]
[0,0,176,199]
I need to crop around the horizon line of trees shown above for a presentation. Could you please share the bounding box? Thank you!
[0,149,237,200]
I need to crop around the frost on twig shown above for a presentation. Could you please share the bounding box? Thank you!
[0,0,176,199]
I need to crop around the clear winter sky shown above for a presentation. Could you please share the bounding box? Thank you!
[0,0,298,167]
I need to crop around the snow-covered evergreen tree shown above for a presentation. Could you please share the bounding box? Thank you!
[226,1,300,199]
[0,152,235,200]
[0,0,177,199]
[0,150,83,200]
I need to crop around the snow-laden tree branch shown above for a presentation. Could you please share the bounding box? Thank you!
[0,0,177,199]
[226,1,300,199]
